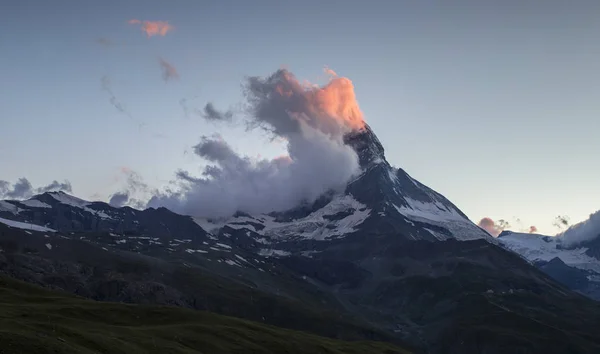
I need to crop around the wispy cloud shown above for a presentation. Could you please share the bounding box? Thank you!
[108,167,154,209]
[158,58,179,82]
[128,19,174,37]
[101,75,146,131]
[198,103,233,121]
[553,215,570,230]
[95,38,114,47]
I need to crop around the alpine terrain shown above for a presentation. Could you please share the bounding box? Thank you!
[498,211,600,301]
[2,124,600,353]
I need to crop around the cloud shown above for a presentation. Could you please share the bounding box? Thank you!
[3,178,33,199]
[198,103,233,122]
[0,181,9,196]
[121,167,151,194]
[529,225,538,233]
[477,217,510,237]
[37,180,73,194]
[101,76,131,117]
[558,210,600,246]
[109,192,129,208]
[101,75,146,130]
[179,99,190,118]
[96,38,114,47]
[0,178,73,200]
[128,19,174,37]
[244,69,365,136]
[553,215,570,230]
[159,58,179,82]
[323,66,338,78]
[108,168,154,210]
[148,68,365,218]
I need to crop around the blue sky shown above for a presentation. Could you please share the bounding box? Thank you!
[1,0,599,234]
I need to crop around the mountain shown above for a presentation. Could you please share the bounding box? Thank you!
[2,124,600,353]
[196,124,491,246]
[498,230,600,300]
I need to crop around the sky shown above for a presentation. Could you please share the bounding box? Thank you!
[1,0,599,235]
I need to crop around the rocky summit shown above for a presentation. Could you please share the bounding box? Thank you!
[1,125,600,354]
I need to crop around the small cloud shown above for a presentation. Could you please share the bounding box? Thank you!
[553,215,570,230]
[158,58,179,82]
[179,98,189,118]
[477,217,508,237]
[128,19,174,37]
[529,226,538,233]
[96,38,114,47]
[198,103,233,122]
[36,180,72,194]
[323,66,338,78]
[101,75,146,130]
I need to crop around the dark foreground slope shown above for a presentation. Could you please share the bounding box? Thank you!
[0,276,411,354]
[0,222,403,347]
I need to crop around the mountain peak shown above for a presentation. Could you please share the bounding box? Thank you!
[344,124,386,169]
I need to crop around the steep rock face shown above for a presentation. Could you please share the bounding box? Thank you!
[344,125,488,242]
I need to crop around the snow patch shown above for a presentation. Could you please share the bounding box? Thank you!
[262,195,371,241]
[19,199,52,208]
[394,198,463,223]
[225,259,241,267]
[393,199,489,241]
[186,248,209,254]
[234,254,249,263]
[259,249,291,258]
[49,192,113,220]
[45,243,52,250]
[216,243,232,249]
[0,217,56,232]
[193,195,370,241]
[0,201,20,214]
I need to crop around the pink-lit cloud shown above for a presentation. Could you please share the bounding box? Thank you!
[529,225,538,233]
[477,217,511,237]
[128,19,174,37]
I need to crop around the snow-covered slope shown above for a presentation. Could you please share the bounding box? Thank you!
[0,216,56,232]
[498,231,600,273]
[195,194,371,242]
[498,229,600,300]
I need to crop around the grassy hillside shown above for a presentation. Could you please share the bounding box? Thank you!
[0,276,411,354]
